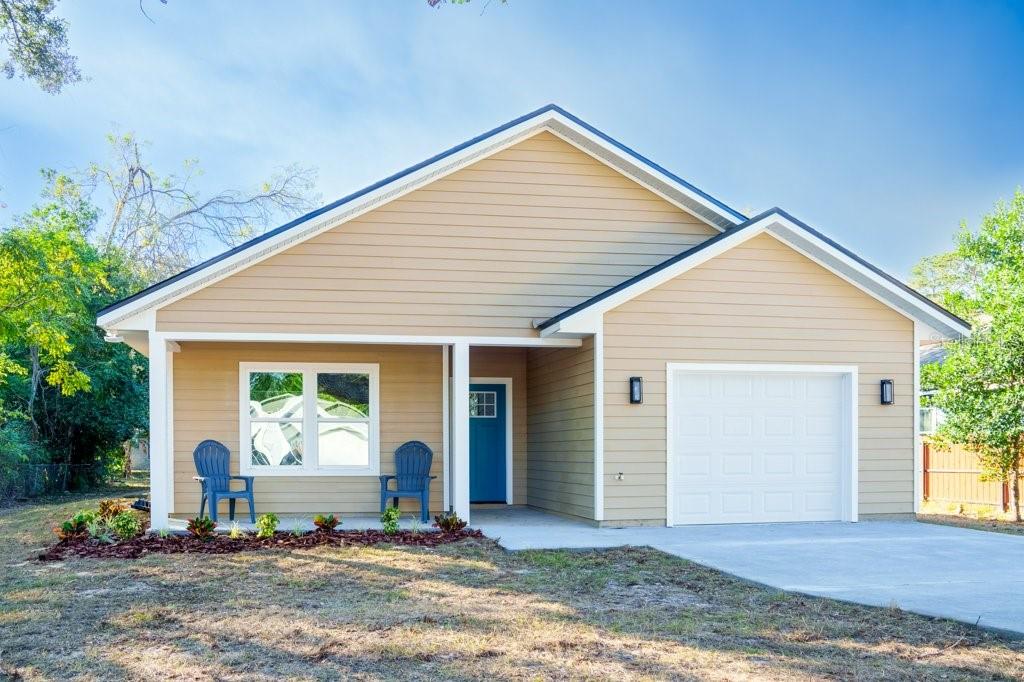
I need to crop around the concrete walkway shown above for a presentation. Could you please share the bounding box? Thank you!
[472,508,1024,636]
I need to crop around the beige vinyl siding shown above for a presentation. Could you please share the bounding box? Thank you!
[470,347,528,504]
[603,233,915,523]
[157,131,716,336]
[526,337,595,520]
[172,342,442,516]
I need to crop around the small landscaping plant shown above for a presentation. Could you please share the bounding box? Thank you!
[255,513,279,538]
[313,513,341,532]
[108,511,143,540]
[98,499,127,521]
[55,510,99,540]
[187,516,217,541]
[381,506,401,535]
[86,519,114,544]
[434,511,467,533]
[228,521,244,539]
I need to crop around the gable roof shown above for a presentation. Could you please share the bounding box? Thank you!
[97,104,746,329]
[536,208,970,339]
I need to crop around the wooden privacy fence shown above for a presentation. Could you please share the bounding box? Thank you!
[922,441,1017,512]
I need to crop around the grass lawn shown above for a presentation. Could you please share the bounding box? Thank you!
[917,503,1024,537]
[2,489,1023,681]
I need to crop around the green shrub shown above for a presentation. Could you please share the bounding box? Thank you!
[108,511,142,540]
[313,513,341,532]
[255,513,279,538]
[98,499,127,520]
[55,509,99,540]
[381,506,401,535]
[187,516,216,540]
[433,511,467,533]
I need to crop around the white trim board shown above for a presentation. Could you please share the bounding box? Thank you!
[148,331,581,350]
[665,362,859,526]
[541,210,969,340]
[98,105,743,331]
[470,377,514,505]
[442,345,451,511]
[593,331,605,522]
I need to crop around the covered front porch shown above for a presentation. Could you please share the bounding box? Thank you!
[145,333,599,529]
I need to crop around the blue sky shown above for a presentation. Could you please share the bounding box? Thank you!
[1,0,1022,277]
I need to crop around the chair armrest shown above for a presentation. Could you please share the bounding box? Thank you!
[379,474,396,490]
[230,475,254,493]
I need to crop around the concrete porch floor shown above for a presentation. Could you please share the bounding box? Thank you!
[470,506,1024,637]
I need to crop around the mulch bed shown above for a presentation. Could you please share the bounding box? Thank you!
[37,528,484,561]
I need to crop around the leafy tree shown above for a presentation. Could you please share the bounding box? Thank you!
[47,132,319,281]
[909,250,981,314]
[0,0,80,93]
[922,189,1024,520]
[0,201,106,431]
[0,197,147,492]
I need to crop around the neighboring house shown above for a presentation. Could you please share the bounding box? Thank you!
[97,105,969,529]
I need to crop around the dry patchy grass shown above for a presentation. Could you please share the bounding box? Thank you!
[2,491,1022,680]
[918,512,1024,537]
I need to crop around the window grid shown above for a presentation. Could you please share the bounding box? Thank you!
[240,363,379,476]
[470,390,497,418]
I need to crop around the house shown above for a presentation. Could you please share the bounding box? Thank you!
[96,105,969,529]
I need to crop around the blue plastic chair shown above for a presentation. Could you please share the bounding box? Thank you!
[192,439,256,523]
[379,441,436,522]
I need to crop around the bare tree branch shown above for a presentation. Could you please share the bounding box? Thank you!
[48,132,320,282]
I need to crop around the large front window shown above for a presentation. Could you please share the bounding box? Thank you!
[240,363,379,475]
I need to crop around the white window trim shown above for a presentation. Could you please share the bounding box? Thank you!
[239,362,380,476]
[665,362,859,526]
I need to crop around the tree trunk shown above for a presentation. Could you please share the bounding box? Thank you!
[27,345,41,439]
[1013,463,1022,523]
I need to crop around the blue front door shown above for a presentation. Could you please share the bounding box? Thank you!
[469,383,506,503]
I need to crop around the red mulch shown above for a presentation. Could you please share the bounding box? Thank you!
[37,528,484,561]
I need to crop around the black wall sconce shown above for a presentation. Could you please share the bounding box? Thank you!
[629,376,643,404]
[880,379,894,405]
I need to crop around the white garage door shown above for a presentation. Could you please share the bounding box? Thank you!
[670,368,850,525]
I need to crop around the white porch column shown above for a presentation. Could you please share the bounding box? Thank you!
[148,333,170,530]
[452,342,471,522]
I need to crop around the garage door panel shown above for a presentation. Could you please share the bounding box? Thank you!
[671,369,848,525]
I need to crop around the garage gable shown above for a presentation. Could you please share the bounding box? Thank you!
[602,232,916,524]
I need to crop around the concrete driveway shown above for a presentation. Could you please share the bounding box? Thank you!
[472,508,1024,636]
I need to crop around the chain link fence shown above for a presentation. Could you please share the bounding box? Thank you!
[0,463,103,504]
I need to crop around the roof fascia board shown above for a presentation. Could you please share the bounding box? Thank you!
[98,105,744,329]
[543,212,970,339]
[542,114,737,231]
